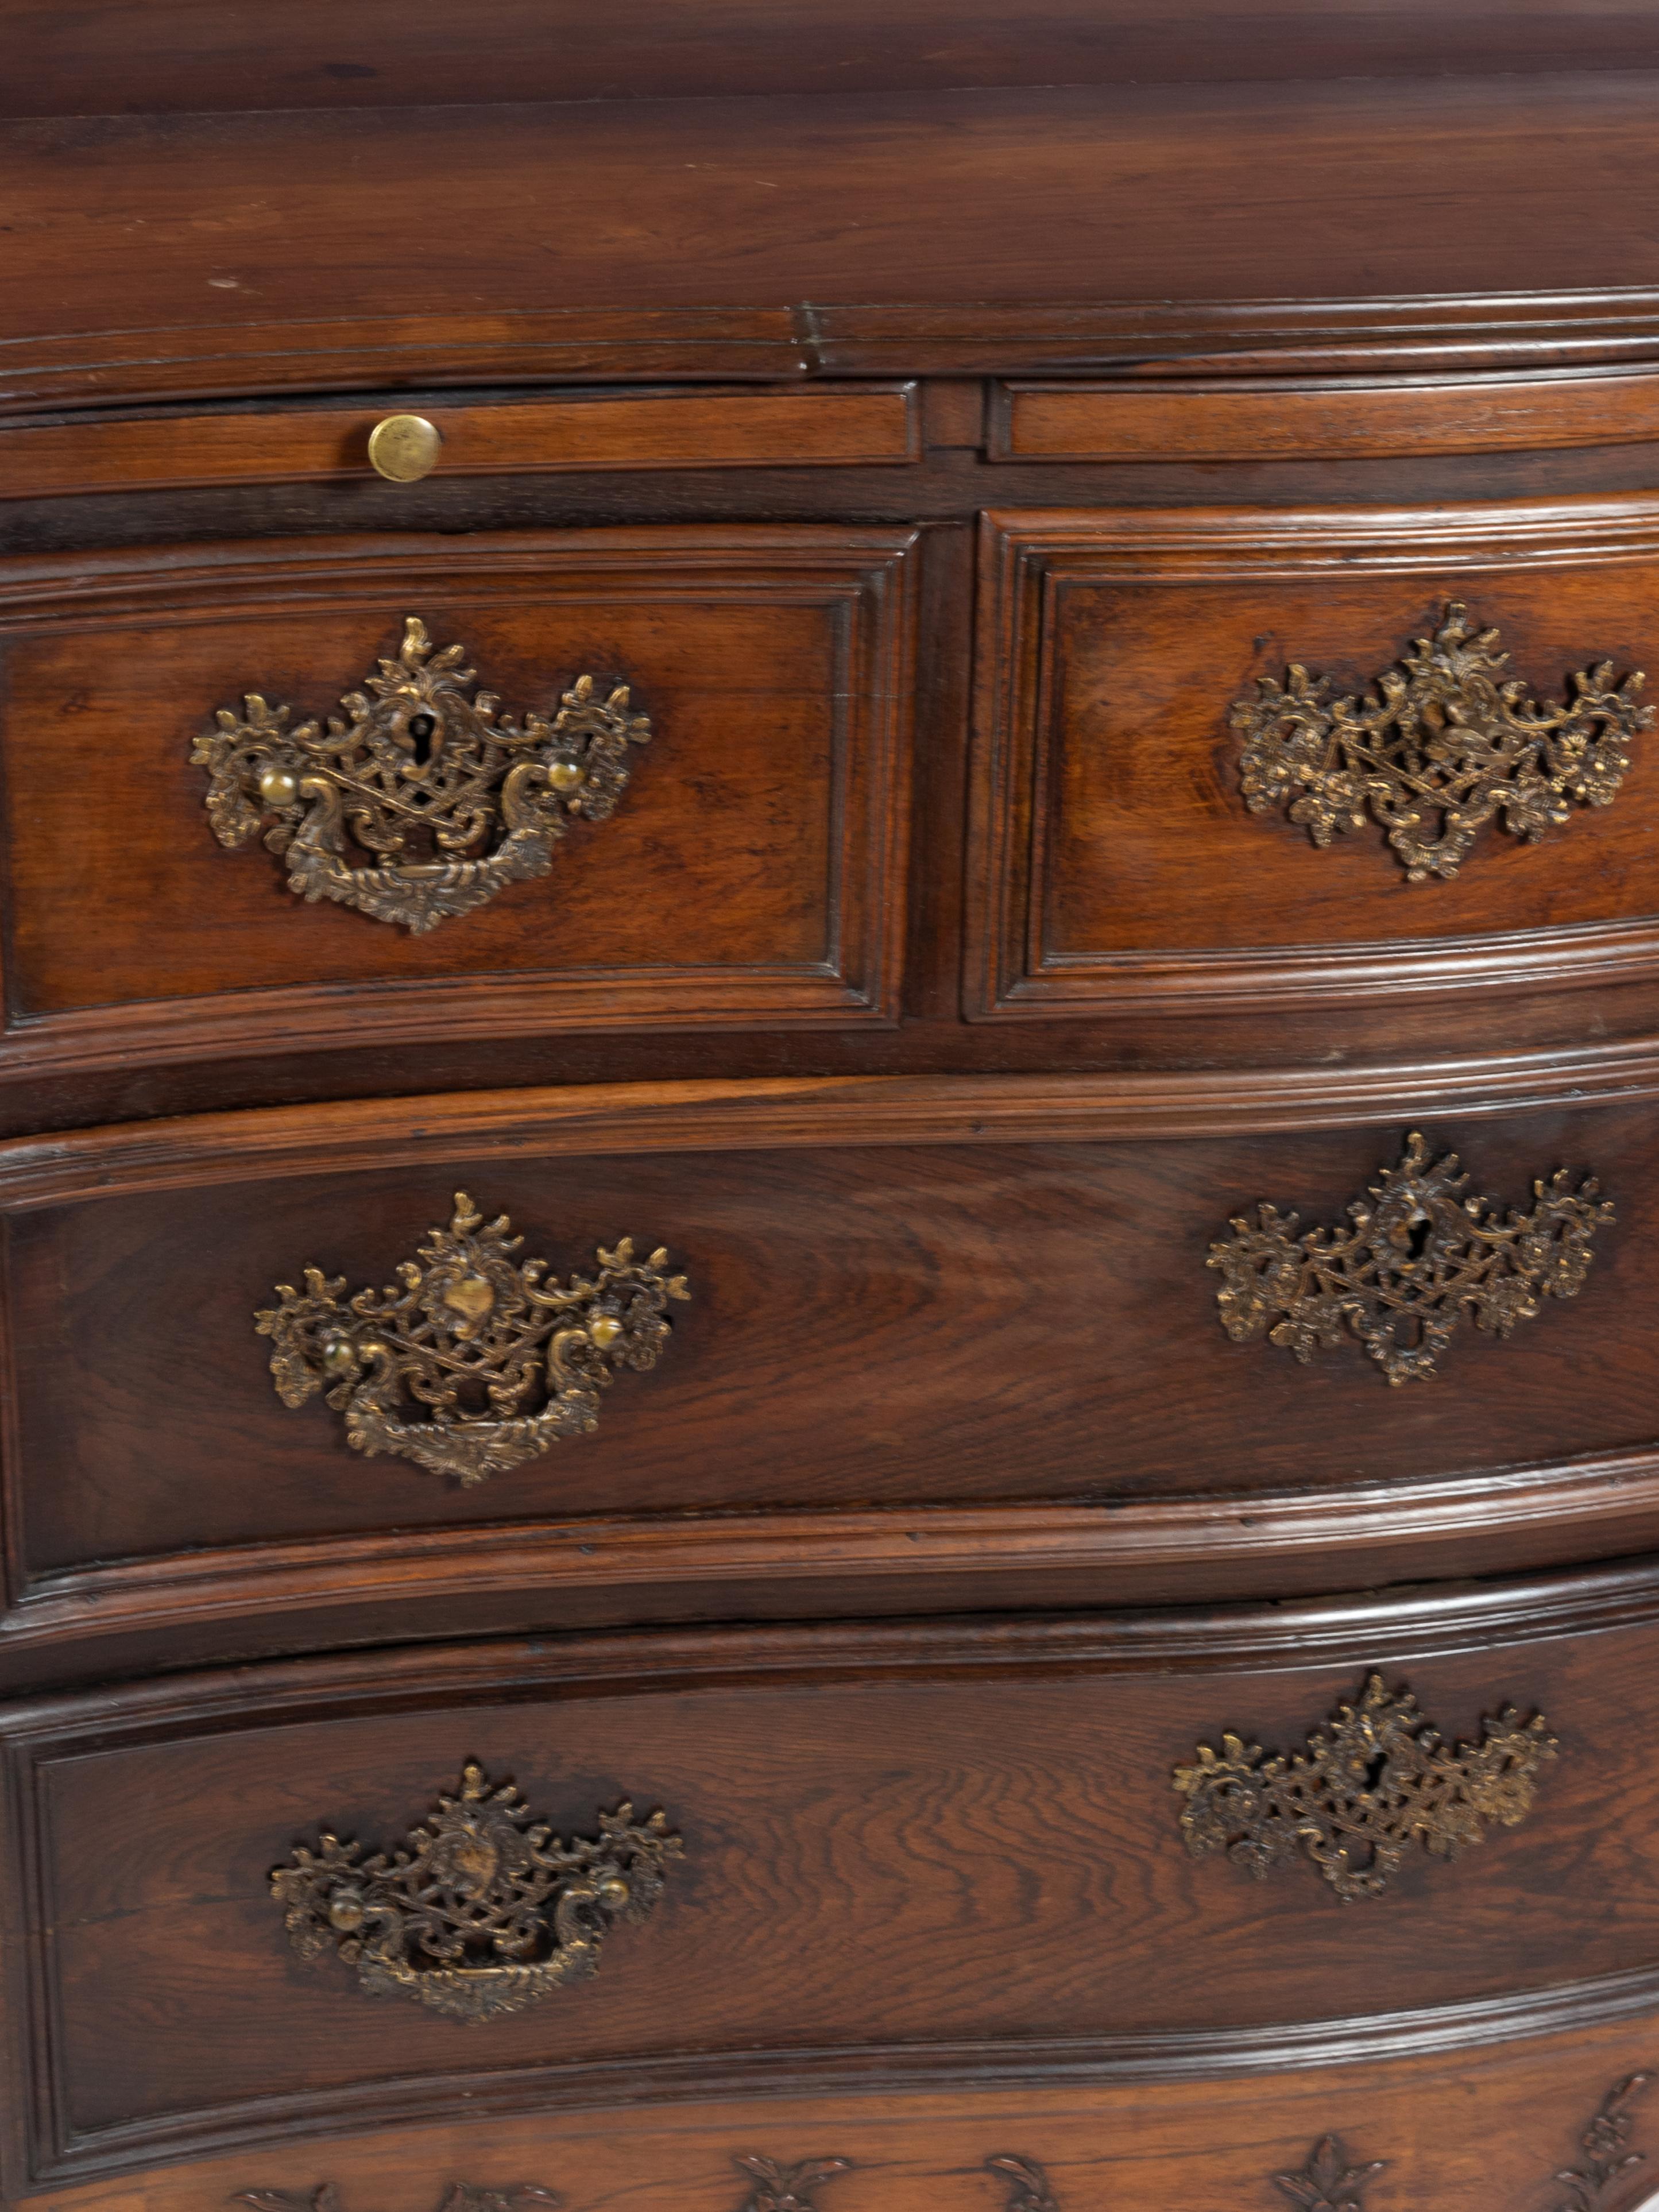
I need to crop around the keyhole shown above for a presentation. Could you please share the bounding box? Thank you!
[407,711,437,766]
[1404,1212,1433,1263]
[1361,1751,1387,1791]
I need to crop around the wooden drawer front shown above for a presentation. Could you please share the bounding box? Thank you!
[0,529,914,1075]
[2,1083,1655,1671]
[2,1598,1653,2182]
[968,496,1659,1021]
[989,372,1659,462]
[0,385,920,500]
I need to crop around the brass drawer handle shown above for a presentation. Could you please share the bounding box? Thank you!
[1173,1675,1556,1902]
[1230,600,1651,879]
[1206,1131,1611,1386]
[256,1191,690,1487]
[193,616,651,932]
[366,412,443,482]
[272,1761,681,2021]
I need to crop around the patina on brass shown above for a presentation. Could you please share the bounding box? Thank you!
[1206,1132,1611,1386]
[194,616,651,930]
[366,413,444,482]
[271,1762,681,2022]
[1173,1674,1556,1902]
[1230,601,1652,878]
[256,1192,690,1486]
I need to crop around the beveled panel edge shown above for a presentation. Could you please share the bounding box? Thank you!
[987,368,1659,463]
[0,385,923,503]
[0,526,919,1065]
[3,1049,1659,1212]
[10,288,1659,411]
[967,494,1659,1023]
[10,1446,1659,1674]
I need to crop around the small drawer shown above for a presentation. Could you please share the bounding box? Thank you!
[0,526,915,1078]
[0,384,921,499]
[1,1588,1652,2184]
[968,494,1659,1023]
[1,1082,1655,1673]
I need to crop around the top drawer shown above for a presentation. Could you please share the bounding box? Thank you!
[0,527,916,1080]
[968,494,1659,1022]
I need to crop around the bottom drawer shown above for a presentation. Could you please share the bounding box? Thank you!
[6,1572,1659,2199]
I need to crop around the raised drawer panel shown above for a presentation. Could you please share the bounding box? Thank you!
[0,528,915,1073]
[0,1085,1654,1669]
[1,1602,1654,2183]
[968,497,1659,1020]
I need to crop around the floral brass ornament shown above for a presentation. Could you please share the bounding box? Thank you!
[237,2190,559,2212]
[1230,600,1652,879]
[271,1761,681,2022]
[194,616,651,930]
[1173,1674,1556,1901]
[1273,2138,1386,2212]
[256,1192,690,1487]
[1206,1132,1611,1386]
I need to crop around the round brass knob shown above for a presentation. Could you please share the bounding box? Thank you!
[367,414,442,483]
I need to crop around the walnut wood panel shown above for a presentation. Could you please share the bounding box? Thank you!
[7,0,1654,118]
[8,77,1659,407]
[0,530,914,1070]
[6,2019,1658,2212]
[0,387,920,501]
[969,496,1659,1020]
[5,1598,1659,2180]
[1,1086,1654,1673]
[990,372,1659,462]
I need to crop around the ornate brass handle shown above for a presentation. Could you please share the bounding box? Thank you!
[272,1762,681,2021]
[1229,600,1651,879]
[193,616,651,931]
[256,1192,690,1487]
[1206,1131,1611,1386]
[1173,1675,1556,1901]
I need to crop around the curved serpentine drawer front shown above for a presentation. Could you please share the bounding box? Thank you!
[969,498,1659,1020]
[1,1594,1653,2194]
[0,1085,1649,1674]
[0,528,916,1079]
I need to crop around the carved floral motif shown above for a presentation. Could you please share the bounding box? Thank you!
[733,2159,853,2212]
[1206,1132,1611,1386]
[1173,1674,1556,1901]
[270,1762,680,2021]
[1552,2075,1653,2212]
[1272,2138,1386,2212]
[256,1191,690,1487]
[237,2190,560,2212]
[195,616,651,930]
[1231,601,1650,879]
[985,2157,1059,2212]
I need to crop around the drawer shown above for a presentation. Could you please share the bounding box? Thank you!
[0,384,921,500]
[4,1079,1659,1675]
[968,494,1659,1023]
[0,528,915,1079]
[3,1584,1657,2186]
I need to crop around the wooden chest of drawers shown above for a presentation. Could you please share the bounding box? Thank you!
[9,9,1659,2211]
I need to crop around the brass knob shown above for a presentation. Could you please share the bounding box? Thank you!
[366,413,442,482]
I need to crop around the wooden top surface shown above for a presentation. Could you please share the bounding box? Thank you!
[5,69,1659,404]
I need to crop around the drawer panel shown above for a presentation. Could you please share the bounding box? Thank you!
[3,1081,1658,1672]
[5,1592,1659,2179]
[968,496,1659,1020]
[0,528,915,1074]
[0,385,920,500]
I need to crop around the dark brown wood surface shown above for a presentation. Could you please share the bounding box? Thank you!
[970,497,1659,1020]
[5,1596,1657,2183]
[7,76,1659,408]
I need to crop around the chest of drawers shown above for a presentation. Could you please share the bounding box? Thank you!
[8,10,1659,2211]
